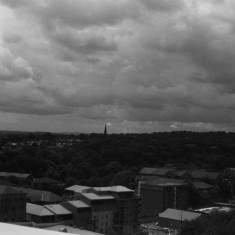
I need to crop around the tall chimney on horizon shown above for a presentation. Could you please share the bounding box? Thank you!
[104,124,107,136]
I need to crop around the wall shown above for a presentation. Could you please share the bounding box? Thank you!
[0,193,26,222]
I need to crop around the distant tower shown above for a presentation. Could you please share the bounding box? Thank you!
[104,124,107,137]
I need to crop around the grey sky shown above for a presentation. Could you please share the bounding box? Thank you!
[0,0,235,133]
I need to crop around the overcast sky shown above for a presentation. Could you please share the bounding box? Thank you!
[0,0,235,133]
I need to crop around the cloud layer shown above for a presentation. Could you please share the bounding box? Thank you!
[0,0,235,132]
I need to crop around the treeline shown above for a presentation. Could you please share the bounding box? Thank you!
[180,210,235,235]
[1,131,235,189]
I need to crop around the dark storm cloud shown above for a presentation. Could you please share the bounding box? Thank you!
[1,0,235,132]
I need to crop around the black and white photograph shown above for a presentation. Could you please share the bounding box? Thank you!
[0,0,235,234]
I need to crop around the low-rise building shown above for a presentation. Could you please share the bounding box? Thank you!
[12,187,63,205]
[0,172,32,186]
[31,178,61,190]
[26,203,73,224]
[0,185,26,222]
[158,208,202,230]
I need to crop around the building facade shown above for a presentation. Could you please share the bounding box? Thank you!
[65,185,141,235]
[140,179,189,217]
[0,186,26,222]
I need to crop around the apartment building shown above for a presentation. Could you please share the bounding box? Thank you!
[65,185,141,235]
[62,200,91,229]
[139,178,189,217]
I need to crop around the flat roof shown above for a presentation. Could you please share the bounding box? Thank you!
[83,193,115,201]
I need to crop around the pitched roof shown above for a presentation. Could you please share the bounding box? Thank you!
[67,200,90,208]
[83,193,115,201]
[159,209,201,221]
[140,167,173,176]
[27,203,54,216]
[27,203,72,216]
[192,182,214,190]
[44,204,72,215]
[65,185,90,193]
[0,185,25,195]
[13,187,63,202]
[191,170,219,180]
[0,172,31,179]
[175,170,188,177]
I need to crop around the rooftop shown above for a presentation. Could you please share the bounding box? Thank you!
[13,187,63,202]
[0,172,31,179]
[192,182,214,190]
[27,203,54,216]
[83,193,115,201]
[67,200,90,208]
[146,177,187,187]
[191,170,219,180]
[93,185,133,193]
[0,185,25,195]
[159,209,202,222]
[44,204,72,215]
[140,167,173,176]
[27,203,72,216]
[65,185,90,193]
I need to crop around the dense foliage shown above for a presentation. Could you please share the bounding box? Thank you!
[180,210,235,235]
[1,131,235,190]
